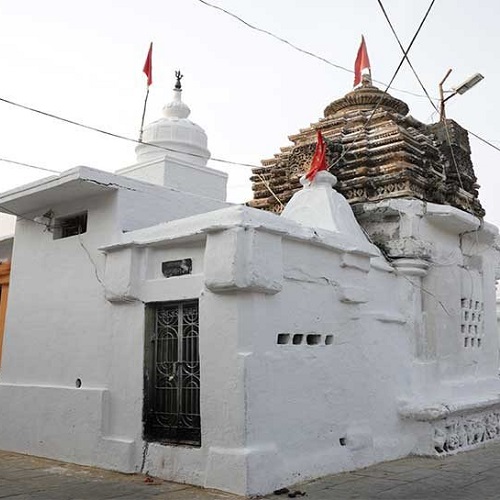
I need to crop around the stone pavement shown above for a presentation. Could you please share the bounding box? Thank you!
[2,443,500,499]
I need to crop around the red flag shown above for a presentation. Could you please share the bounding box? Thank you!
[305,131,328,182]
[143,42,153,87]
[353,36,370,87]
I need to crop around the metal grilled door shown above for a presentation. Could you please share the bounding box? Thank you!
[144,300,201,446]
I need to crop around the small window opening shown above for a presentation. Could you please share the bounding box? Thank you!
[277,333,290,345]
[325,335,334,345]
[464,337,469,347]
[75,378,82,388]
[477,339,482,347]
[54,212,88,240]
[339,437,347,446]
[292,334,303,345]
[306,334,321,345]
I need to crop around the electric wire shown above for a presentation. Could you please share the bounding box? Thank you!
[374,0,464,191]
[376,0,439,114]
[194,0,438,101]
[329,0,437,169]
[0,0,497,207]
[467,130,500,154]
[0,96,258,171]
[0,157,60,174]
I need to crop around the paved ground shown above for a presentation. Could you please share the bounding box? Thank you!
[2,443,500,499]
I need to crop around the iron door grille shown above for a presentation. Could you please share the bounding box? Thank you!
[144,300,201,446]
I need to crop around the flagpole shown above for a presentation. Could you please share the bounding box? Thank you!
[139,86,150,142]
[139,42,153,142]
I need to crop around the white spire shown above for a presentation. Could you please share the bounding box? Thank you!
[133,72,210,167]
[116,72,227,202]
[163,88,191,120]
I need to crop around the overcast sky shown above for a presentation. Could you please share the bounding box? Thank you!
[0,0,499,228]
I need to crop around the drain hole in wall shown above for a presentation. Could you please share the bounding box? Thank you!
[339,437,347,446]
[325,335,333,345]
[75,378,82,388]
[306,334,321,345]
[277,333,290,345]
[292,334,304,345]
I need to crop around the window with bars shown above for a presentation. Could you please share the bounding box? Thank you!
[144,300,201,446]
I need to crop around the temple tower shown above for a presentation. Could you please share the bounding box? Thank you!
[250,76,484,219]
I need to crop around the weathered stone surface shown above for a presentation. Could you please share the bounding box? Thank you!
[250,80,484,218]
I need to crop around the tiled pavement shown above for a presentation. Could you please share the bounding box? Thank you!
[2,443,500,499]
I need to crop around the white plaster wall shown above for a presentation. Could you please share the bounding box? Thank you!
[117,182,229,233]
[105,215,422,496]
[118,158,227,202]
[1,194,499,497]
[0,191,129,468]
[0,183,229,472]
[0,214,15,238]
[233,241,417,494]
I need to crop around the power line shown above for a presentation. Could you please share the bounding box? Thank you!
[0,96,257,171]
[374,0,464,192]
[330,0,437,169]
[0,157,60,174]
[194,0,439,102]
[468,130,500,154]
[376,0,439,114]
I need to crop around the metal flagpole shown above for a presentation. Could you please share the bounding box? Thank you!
[139,86,150,142]
[139,42,153,142]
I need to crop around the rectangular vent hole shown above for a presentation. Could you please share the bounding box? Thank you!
[306,334,321,345]
[53,212,88,239]
[292,334,304,345]
[277,333,290,345]
[325,335,333,345]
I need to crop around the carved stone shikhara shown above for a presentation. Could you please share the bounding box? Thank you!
[433,410,500,455]
[250,80,484,218]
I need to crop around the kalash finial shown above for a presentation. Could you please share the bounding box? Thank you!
[175,70,183,90]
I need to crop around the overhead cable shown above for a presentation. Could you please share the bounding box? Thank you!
[0,95,257,170]
[329,0,437,168]
[194,0,439,101]
[0,157,60,174]
[375,0,464,191]
[376,0,439,113]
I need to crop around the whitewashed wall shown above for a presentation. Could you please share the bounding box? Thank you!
[0,184,499,497]
[0,175,229,473]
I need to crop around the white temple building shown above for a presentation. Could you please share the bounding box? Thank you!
[0,75,499,497]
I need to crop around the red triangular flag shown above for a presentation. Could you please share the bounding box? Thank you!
[353,36,370,87]
[305,131,328,182]
[143,42,153,87]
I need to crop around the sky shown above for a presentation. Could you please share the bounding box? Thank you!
[0,0,499,229]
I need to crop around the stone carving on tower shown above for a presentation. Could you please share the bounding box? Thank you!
[250,76,484,218]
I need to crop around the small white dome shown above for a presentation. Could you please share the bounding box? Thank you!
[135,88,211,167]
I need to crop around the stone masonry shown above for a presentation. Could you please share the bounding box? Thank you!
[250,77,484,218]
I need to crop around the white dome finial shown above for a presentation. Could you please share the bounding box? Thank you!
[163,70,190,120]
